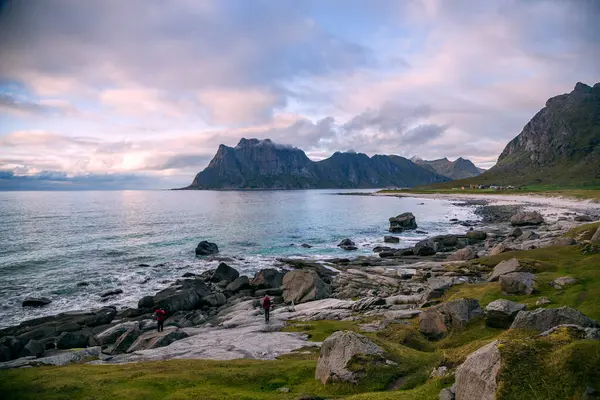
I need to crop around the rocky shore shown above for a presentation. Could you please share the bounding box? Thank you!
[2,196,600,399]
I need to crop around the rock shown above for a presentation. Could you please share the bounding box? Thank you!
[76,282,89,287]
[419,309,447,340]
[466,231,487,241]
[283,270,331,304]
[574,215,593,222]
[138,296,155,309]
[315,331,385,384]
[592,227,600,243]
[520,230,539,240]
[55,331,90,349]
[510,306,598,332]
[126,327,189,353]
[211,262,239,283]
[182,272,197,278]
[446,247,477,261]
[0,337,24,361]
[488,258,521,282]
[112,327,142,354]
[552,237,576,246]
[100,289,123,298]
[439,387,456,400]
[485,299,526,329]
[438,298,484,328]
[255,288,283,297]
[277,387,291,393]
[251,269,284,289]
[510,211,544,226]
[389,212,417,232]
[95,322,140,345]
[430,366,449,379]
[338,238,357,251]
[301,243,312,248]
[549,276,577,289]
[454,341,501,400]
[22,297,52,307]
[139,319,158,331]
[384,236,400,243]
[203,293,227,308]
[415,239,436,256]
[79,307,117,327]
[19,340,45,358]
[499,272,537,295]
[489,243,511,256]
[539,324,600,340]
[226,276,250,293]
[373,246,394,253]
[509,227,523,238]
[195,240,219,256]
[536,297,551,306]
[153,280,211,313]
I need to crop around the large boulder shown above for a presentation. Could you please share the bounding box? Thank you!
[0,337,25,361]
[521,230,539,241]
[510,306,598,332]
[415,239,436,256]
[195,241,219,256]
[454,341,501,400]
[389,212,417,232]
[499,272,536,295]
[485,299,526,329]
[466,231,487,241]
[315,331,385,384]
[510,211,544,226]
[202,293,227,308]
[22,297,52,307]
[419,299,483,340]
[112,327,142,354]
[574,215,593,222]
[226,276,250,293]
[138,296,155,309]
[489,243,511,256]
[126,327,189,353]
[19,339,45,358]
[384,236,400,243]
[211,262,239,283]
[153,279,211,313]
[251,269,284,289]
[418,309,447,340]
[338,239,357,251]
[55,331,90,349]
[488,258,521,282]
[282,270,331,304]
[446,247,477,261]
[95,321,140,345]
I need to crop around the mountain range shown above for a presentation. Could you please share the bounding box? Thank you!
[429,81,600,188]
[412,157,485,180]
[183,139,480,189]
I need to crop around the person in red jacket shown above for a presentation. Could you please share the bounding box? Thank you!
[154,307,166,332]
[261,295,272,323]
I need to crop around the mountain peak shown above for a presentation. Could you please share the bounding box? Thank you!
[574,82,593,93]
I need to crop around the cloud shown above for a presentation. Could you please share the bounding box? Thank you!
[0,93,76,115]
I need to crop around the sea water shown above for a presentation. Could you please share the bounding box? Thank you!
[0,189,477,327]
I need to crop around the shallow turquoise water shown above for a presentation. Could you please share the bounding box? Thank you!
[0,189,477,327]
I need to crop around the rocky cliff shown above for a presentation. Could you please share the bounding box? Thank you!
[481,82,600,186]
[413,157,484,180]
[185,138,450,189]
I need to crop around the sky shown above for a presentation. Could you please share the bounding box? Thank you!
[0,0,598,189]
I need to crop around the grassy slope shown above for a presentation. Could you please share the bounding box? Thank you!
[2,224,600,400]
[379,186,600,201]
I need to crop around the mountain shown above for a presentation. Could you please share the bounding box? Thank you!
[412,157,484,180]
[422,82,600,188]
[184,138,450,189]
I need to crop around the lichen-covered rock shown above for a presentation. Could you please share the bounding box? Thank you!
[455,341,501,400]
[488,258,521,282]
[549,276,577,289]
[315,331,385,384]
[489,243,511,256]
[510,306,598,332]
[282,270,331,304]
[499,272,537,295]
[419,309,447,340]
[510,211,544,226]
[485,299,526,329]
[389,212,417,232]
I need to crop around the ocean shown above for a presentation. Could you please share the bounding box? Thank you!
[0,189,478,327]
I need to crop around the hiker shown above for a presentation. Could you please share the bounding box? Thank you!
[154,307,166,332]
[261,295,272,323]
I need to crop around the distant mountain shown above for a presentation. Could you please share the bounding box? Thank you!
[424,81,600,188]
[412,157,484,180]
[184,138,450,189]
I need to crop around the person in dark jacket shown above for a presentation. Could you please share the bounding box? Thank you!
[154,307,166,332]
[261,295,271,323]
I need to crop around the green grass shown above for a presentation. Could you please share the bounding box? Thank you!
[2,239,600,400]
[378,187,600,201]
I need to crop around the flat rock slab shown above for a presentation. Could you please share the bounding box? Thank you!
[0,347,101,370]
